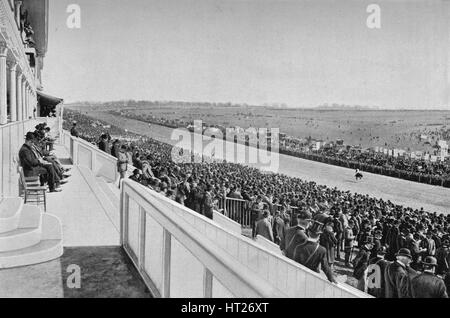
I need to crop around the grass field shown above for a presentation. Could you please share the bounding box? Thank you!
[68,104,450,152]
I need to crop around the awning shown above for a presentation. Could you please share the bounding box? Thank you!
[37,91,64,117]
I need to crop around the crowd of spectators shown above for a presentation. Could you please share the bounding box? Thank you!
[64,109,450,298]
[109,110,450,186]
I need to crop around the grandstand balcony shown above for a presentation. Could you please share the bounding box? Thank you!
[1,109,370,297]
[0,0,50,126]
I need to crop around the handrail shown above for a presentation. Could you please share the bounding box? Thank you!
[122,179,287,298]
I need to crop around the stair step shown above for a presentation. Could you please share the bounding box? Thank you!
[0,239,63,269]
[0,212,63,269]
[0,206,43,252]
[0,198,23,218]
[0,198,24,234]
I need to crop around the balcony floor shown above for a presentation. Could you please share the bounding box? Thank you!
[47,144,120,247]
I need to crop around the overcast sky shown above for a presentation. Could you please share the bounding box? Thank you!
[43,0,450,109]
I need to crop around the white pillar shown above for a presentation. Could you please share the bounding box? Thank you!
[21,79,26,120]
[26,86,30,119]
[30,89,34,118]
[16,71,22,121]
[0,43,8,125]
[24,83,28,120]
[7,61,17,122]
[14,1,22,29]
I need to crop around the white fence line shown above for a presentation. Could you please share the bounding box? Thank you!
[121,179,286,298]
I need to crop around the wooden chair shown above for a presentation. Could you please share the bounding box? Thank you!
[18,167,47,212]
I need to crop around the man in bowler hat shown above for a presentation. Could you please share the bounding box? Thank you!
[411,256,448,298]
[384,248,417,298]
[293,220,337,284]
[281,210,311,259]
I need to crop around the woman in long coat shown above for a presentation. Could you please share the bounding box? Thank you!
[320,219,338,268]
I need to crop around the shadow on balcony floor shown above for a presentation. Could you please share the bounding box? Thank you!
[60,246,152,298]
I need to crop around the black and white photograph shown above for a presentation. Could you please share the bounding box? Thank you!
[1,0,450,301]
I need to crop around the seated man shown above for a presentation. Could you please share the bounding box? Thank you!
[19,132,62,192]
[33,130,70,179]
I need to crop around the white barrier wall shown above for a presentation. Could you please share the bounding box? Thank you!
[122,180,370,298]
[62,129,370,298]
[121,179,285,298]
[255,235,283,256]
[213,210,242,235]
[62,130,119,182]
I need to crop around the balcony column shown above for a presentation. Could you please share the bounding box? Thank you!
[0,43,8,125]
[22,76,28,120]
[26,85,30,119]
[23,82,28,119]
[31,90,36,118]
[7,61,17,122]
[14,1,22,29]
[16,70,23,121]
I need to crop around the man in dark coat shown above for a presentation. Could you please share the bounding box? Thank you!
[282,210,311,259]
[293,220,337,283]
[70,122,79,137]
[367,246,390,298]
[436,239,450,276]
[384,248,416,298]
[273,210,287,246]
[111,140,120,158]
[444,269,450,296]
[370,229,383,259]
[129,169,142,183]
[19,132,60,192]
[98,134,110,154]
[320,218,337,268]
[202,184,214,219]
[353,237,374,292]
[333,213,344,260]
[411,256,448,298]
[386,220,400,261]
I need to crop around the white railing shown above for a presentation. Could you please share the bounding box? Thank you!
[121,179,286,298]
[121,179,370,298]
[61,128,370,298]
[61,130,119,182]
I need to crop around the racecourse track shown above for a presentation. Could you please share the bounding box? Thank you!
[85,110,450,215]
